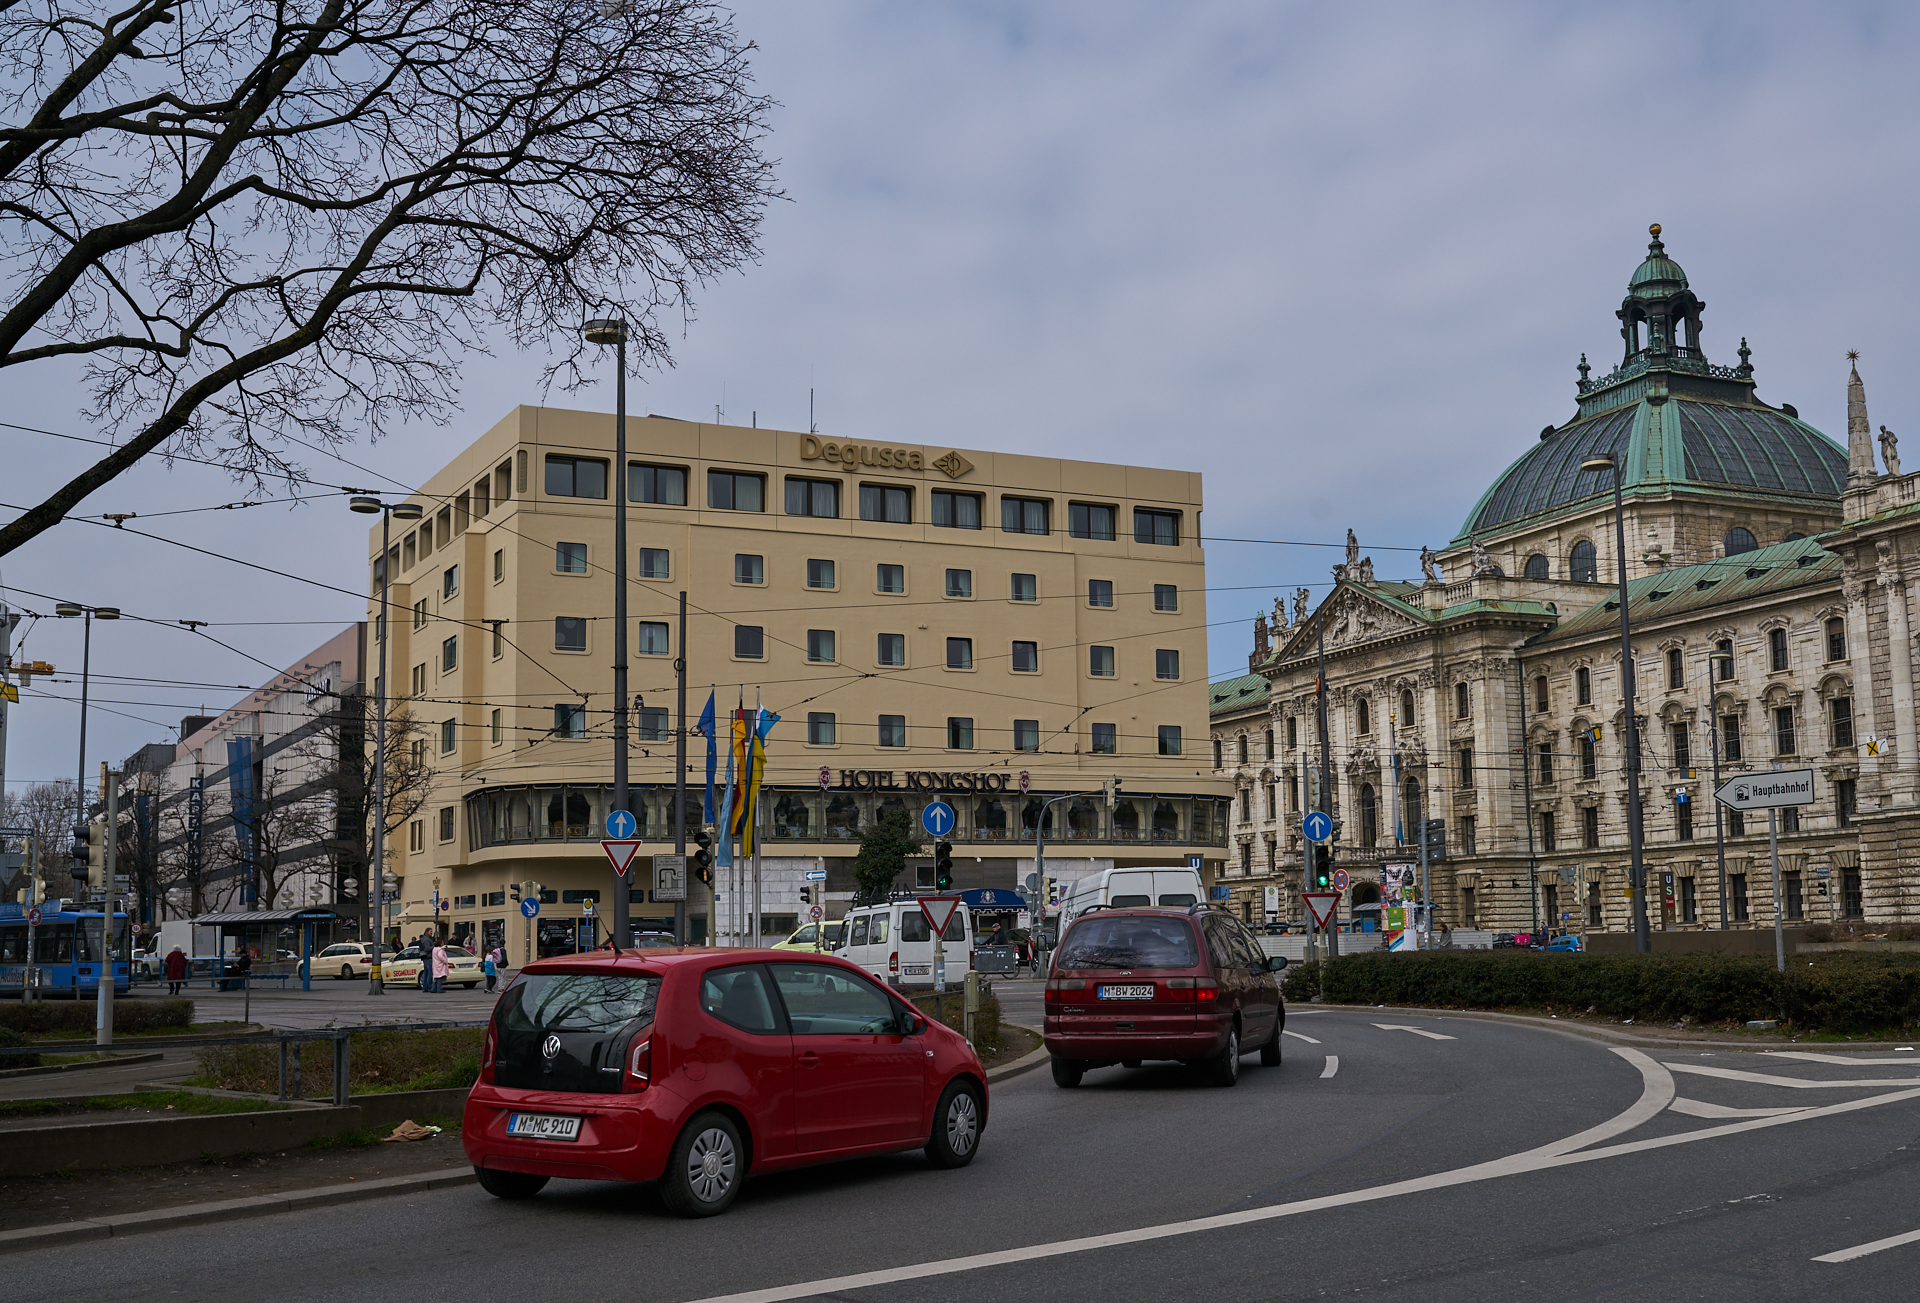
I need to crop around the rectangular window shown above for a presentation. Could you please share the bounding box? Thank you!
[411,663,426,696]
[639,548,670,579]
[1002,496,1051,535]
[877,633,905,666]
[1676,795,1694,841]
[544,455,608,499]
[948,717,974,750]
[1717,638,1735,679]
[1091,722,1116,754]
[1287,717,1298,749]
[1010,573,1037,602]
[1731,873,1749,922]
[1089,645,1115,677]
[1843,869,1863,917]
[1157,725,1182,756]
[807,712,837,745]
[806,558,836,590]
[1583,806,1599,849]
[1068,502,1116,540]
[1154,584,1179,612]
[413,598,427,629]
[1784,872,1804,920]
[492,624,504,659]
[1456,682,1471,718]
[404,533,416,570]
[1088,579,1114,608]
[876,563,905,594]
[638,706,669,741]
[553,703,586,738]
[1828,619,1848,662]
[1666,647,1684,689]
[1838,778,1857,827]
[1538,742,1554,784]
[1670,723,1690,771]
[638,622,669,656]
[490,709,502,745]
[555,542,588,574]
[443,565,459,599]
[807,629,836,663]
[945,569,972,598]
[1539,811,1556,852]
[707,470,765,512]
[878,715,906,748]
[1721,714,1743,762]
[1769,627,1789,672]
[1011,641,1038,673]
[1781,805,1800,833]
[630,462,688,505]
[931,490,981,530]
[1681,877,1698,923]
[785,477,840,518]
[1727,808,1745,837]
[441,719,456,753]
[493,549,504,582]
[441,636,458,672]
[1155,649,1181,680]
[734,625,765,659]
[438,807,455,842]
[554,617,587,652]
[1831,696,1855,748]
[1458,746,1473,789]
[1576,666,1592,705]
[734,554,765,585]
[946,638,973,670]
[1461,816,1477,856]
[1775,706,1796,755]
[859,483,912,523]
[1134,508,1181,546]
[1013,719,1040,751]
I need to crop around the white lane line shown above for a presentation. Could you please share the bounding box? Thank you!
[1770,1051,1920,1066]
[1669,1062,1920,1090]
[1814,1225,1920,1263]
[1283,1030,1321,1045]
[1373,1023,1457,1041]
[1669,1096,1806,1119]
[1320,1055,1339,1079]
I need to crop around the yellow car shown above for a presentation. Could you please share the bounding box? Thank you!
[381,945,485,990]
[316,942,380,979]
[772,921,844,952]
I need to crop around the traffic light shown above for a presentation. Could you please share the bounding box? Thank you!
[692,827,714,884]
[1312,845,1333,890]
[510,882,522,902]
[934,840,954,891]
[1103,775,1123,811]
[70,822,89,881]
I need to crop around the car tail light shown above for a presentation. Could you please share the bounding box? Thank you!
[1044,979,1086,1003]
[624,1039,651,1092]
[889,951,898,974]
[1166,977,1219,1002]
[480,1022,497,1084]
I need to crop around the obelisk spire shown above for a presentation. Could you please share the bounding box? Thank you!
[1847,350,1878,480]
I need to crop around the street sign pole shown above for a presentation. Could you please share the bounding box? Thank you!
[1767,786,1786,974]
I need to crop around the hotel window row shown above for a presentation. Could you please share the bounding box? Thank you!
[791,715,1179,756]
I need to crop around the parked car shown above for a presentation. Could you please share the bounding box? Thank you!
[835,899,973,988]
[1543,933,1583,953]
[464,947,987,1216]
[772,921,844,952]
[317,942,379,979]
[1044,906,1287,1088]
[629,932,681,949]
[383,945,484,989]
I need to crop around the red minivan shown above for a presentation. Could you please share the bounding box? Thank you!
[464,947,987,1216]
[1044,907,1287,1087]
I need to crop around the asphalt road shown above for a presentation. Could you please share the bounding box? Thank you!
[10,1007,1920,1300]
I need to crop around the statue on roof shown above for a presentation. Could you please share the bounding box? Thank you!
[1882,425,1902,478]
[1357,556,1375,584]
[1272,594,1289,632]
[1294,587,1311,626]
[1470,536,1498,577]
[1345,528,1360,570]
[1420,545,1439,584]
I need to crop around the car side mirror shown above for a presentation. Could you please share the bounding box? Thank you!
[900,1013,926,1035]
[1267,955,1289,972]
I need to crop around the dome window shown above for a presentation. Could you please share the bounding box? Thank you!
[1524,553,1550,580]
[1725,527,1758,557]
[1570,540,1598,584]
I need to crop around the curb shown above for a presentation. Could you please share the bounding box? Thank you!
[1308,1004,1920,1052]
[985,1023,1048,1083]
[0,1052,167,1080]
[0,1166,478,1255]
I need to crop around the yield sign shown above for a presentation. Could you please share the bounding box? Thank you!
[601,839,644,878]
[919,895,963,937]
[1303,892,1341,929]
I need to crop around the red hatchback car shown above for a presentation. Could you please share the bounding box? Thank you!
[1044,906,1288,1087]
[464,947,987,1216]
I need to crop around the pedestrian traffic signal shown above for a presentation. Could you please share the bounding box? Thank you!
[935,840,954,891]
[1312,846,1333,890]
[510,882,522,902]
[692,827,714,884]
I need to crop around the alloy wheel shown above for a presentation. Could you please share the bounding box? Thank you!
[945,1090,979,1157]
[686,1125,738,1203]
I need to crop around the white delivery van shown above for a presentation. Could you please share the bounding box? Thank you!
[835,899,974,988]
[1057,866,1205,931]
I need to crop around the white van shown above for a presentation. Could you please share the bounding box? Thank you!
[835,899,974,988]
[1057,867,1205,931]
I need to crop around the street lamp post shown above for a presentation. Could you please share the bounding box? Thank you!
[1580,456,1651,953]
[350,495,425,993]
[584,317,632,951]
[53,601,118,1040]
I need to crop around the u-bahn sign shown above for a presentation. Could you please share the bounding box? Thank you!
[1714,769,1814,811]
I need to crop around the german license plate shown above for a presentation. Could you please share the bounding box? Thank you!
[904,964,931,976]
[506,1112,580,1141]
[1097,984,1154,1000]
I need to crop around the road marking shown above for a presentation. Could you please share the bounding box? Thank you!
[1373,1023,1457,1041]
[1669,1096,1806,1119]
[1669,1062,1920,1090]
[1320,1055,1339,1079]
[1771,1051,1920,1066]
[681,1056,1920,1303]
[1283,1030,1321,1045]
[1813,1225,1920,1263]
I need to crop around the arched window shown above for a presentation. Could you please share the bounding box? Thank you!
[1524,553,1550,579]
[1570,540,1598,583]
[1534,676,1549,712]
[1237,734,1248,764]
[1264,728,1274,758]
[1357,698,1371,735]
[1359,783,1377,846]
[1785,532,1805,542]
[1769,627,1789,672]
[1826,618,1847,662]
[1667,647,1684,689]
[1403,778,1422,837]
[1455,682,1471,718]
[1725,527,1758,556]
[1400,689,1415,724]
[1576,665,1592,705]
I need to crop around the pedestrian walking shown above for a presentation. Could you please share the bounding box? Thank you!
[430,939,450,993]
[483,951,498,993]
[163,945,187,996]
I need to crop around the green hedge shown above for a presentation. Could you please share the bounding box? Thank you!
[0,1026,40,1068]
[1284,951,1920,1035]
[0,998,194,1036]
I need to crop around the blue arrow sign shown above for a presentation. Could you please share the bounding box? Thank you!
[605,809,637,840]
[1302,810,1333,844]
[921,800,956,838]
[520,898,540,918]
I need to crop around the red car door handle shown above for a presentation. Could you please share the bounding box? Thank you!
[798,1051,820,1068]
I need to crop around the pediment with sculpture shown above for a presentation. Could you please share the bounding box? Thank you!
[1274,585,1428,660]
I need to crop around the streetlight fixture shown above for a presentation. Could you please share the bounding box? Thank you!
[350,494,425,992]
[583,317,637,950]
[1581,455,1651,953]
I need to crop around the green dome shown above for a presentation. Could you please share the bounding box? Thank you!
[1629,224,1687,298]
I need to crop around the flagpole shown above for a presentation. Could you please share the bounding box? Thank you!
[752,690,764,948]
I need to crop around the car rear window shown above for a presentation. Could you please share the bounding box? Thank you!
[1156,893,1197,908]
[1057,916,1198,970]
[1110,894,1150,907]
[493,972,662,1092]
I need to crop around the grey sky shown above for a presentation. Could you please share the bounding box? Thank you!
[5,1,1918,787]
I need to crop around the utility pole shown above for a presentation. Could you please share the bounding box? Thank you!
[97,764,118,1046]
[584,317,632,951]
[1517,657,1539,937]
[0,602,16,800]
[24,835,39,1002]
[674,591,688,945]
[1316,594,1338,957]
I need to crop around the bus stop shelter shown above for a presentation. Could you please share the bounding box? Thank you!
[189,907,347,992]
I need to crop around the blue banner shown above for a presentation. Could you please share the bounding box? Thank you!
[226,737,257,906]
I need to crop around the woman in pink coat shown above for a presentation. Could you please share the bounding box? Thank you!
[429,941,450,993]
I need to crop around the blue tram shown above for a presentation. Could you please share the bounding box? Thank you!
[0,902,132,996]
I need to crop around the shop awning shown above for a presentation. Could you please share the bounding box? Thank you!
[956,889,1025,911]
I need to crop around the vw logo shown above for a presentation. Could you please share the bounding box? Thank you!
[541,1034,562,1061]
